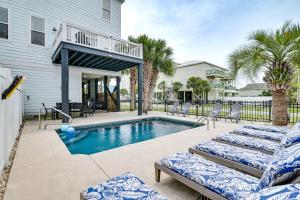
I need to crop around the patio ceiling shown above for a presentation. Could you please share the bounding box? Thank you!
[52,42,143,71]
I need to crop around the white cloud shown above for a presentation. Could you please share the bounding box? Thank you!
[121,0,300,87]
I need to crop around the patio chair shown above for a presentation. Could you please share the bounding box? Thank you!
[208,103,222,121]
[155,143,300,200]
[166,101,179,115]
[178,102,192,117]
[83,101,94,117]
[225,103,241,123]
[80,172,166,200]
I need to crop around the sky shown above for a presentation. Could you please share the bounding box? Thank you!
[121,0,300,88]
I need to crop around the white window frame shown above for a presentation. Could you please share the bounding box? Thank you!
[0,6,11,41]
[102,0,111,22]
[29,14,46,47]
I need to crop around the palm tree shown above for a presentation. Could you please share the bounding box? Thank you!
[158,81,167,100]
[186,77,202,100]
[121,68,137,111]
[172,81,183,99]
[129,35,174,112]
[229,22,300,125]
[201,80,211,100]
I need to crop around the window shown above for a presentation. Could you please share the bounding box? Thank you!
[0,7,8,39]
[31,16,45,46]
[103,0,111,21]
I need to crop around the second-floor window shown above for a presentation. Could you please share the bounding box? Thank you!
[31,16,45,46]
[103,0,111,21]
[0,7,8,39]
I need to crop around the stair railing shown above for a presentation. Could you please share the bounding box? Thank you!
[194,115,216,130]
[38,104,72,129]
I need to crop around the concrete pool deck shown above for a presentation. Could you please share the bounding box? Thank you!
[4,112,263,200]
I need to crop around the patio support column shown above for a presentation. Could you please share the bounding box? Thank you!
[61,48,69,123]
[116,76,121,112]
[104,76,108,112]
[94,79,98,112]
[138,63,143,115]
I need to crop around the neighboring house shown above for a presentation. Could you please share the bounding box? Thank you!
[238,83,268,97]
[0,0,144,117]
[153,61,238,101]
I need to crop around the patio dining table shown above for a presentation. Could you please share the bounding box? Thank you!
[52,102,84,119]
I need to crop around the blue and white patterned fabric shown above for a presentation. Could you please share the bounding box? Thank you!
[243,125,292,134]
[258,143,300,190]
[82,172,167,200]
[281,123,300,147]
[247,184,300,200]
[216,133,281,153]
[194,141,272,170]
[161,152,259,200]
[234,128,285,141]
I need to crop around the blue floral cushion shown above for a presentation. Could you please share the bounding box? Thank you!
[194,141,272,170]
[243,125,291,134]
[234,128,285,141]
[216,133,281,153]
[258,143,300,190]
[161,152,259,200]
[281,123,300,147]
[248,184,300,200]
[82,172,167,200]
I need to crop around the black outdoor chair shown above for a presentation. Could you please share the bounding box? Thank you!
[70,102,83,118]
[83,101,94,117]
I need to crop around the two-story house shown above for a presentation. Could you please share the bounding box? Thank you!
[153,60,237,101]
[0,0,144,120]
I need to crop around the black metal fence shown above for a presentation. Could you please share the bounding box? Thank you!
[163,100,300,124]
[120,100,300,124]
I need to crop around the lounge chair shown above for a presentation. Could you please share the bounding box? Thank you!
[214,133,280,154]
[208,103,222,120]
[215,123,300,154]
[189,140,271,177]
[178,102,192,117]
[233,127,285,142]
[243,124,292,134]
[81,172,166,200]
[225,103,241,123]
[166,101,179,115]
[155,143,300,200]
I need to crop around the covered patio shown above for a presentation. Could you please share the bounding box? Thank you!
[51,22,144,122]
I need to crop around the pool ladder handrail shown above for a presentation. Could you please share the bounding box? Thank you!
[38,105,72,129]
[194,116,215,130]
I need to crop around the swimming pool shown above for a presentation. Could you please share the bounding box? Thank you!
[57,117,199,155]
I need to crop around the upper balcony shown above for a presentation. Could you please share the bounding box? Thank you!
[206,69,226,78]
[52,22,143,60]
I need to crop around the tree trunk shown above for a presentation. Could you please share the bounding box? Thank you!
[143,61,153,113]
[272,90,289,126]
[130,68,137,111]
[147,68,159,111]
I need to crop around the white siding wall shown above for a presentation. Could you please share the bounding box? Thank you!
[154,63,220,92]
[0,67,23,172]
[0,0,122,115]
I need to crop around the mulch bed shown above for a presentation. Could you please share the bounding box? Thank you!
[0,123,24,200]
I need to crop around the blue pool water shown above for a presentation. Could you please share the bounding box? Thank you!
[57,117,197,155]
